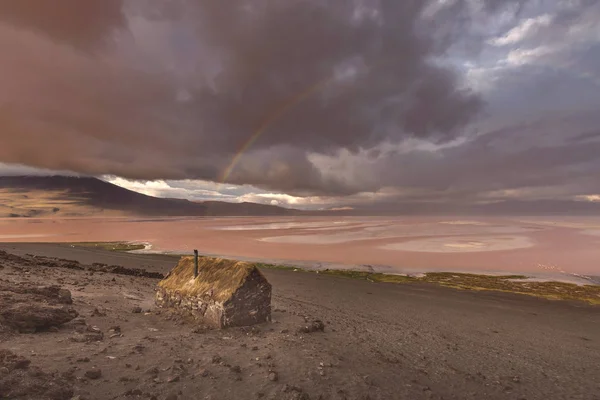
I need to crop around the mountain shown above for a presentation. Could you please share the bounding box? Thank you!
[0,176,301,217]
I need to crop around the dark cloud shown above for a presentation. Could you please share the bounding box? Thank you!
[0,0,125,49]
[1,0,597,211]
[0,0,520,191]
[334,111,600,202]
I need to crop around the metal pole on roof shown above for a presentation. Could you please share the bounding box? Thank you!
[194,249,199,278]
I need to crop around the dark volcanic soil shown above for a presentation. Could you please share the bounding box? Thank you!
[0,243,599,400]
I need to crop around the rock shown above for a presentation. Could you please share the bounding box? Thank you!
[90,308,106,317]
[282,384,309,400]
[57,289,73,304]
[0,350,74,400]
[211,355,222,364]
[84,368,102,380]
[155,256,271,328]
[198,368,209,377]
[132,307,142,314]
[167,375,180,383]
[268,371,279,382]
[0,298,78,333]
[0,281,77,333]
[76,357,90,363]
[70,331,103,343]
[299,320,325,334]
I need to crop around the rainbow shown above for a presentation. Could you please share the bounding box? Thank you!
[219,76,333,183]
[219,59,387,184]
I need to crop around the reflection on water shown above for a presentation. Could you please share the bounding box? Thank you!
[214,221,354,231]
[258,222,540,245]
[1,216,599,277]
[380,236,533,253]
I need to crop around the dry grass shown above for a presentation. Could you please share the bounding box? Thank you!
[262,266,600,305]
[158,256,266,303]
[423,272,600,305]
[68,242,146,252]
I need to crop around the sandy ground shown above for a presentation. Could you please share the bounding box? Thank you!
[1,243,599,400]
[1,216,600,278]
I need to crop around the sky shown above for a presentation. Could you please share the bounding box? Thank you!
[0,0,599,211]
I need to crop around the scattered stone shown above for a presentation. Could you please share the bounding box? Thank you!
[109,325,121,333]
[167,375,180,383]
[84,368,102,380]
[198,368,209,377]
[191,326,209,334]
[299,320,325,334]
[90,308,106,317]
[125,388,143,396]
[71,318,87,326]
[282,384,304,393]
[132,307,142,314]
[211,355,222,364]
[268,371,279,382]
[0,349,73,400]
[230,365,242,373]
[70,331,103,343]
[76,357,90,363]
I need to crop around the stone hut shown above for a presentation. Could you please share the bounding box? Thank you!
[155,256,271,328]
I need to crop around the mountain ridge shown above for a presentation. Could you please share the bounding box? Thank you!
[0,176,303,217]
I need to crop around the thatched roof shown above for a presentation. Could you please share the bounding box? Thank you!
[158,256,267,303]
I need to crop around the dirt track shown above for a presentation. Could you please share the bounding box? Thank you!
[1,243,599,400]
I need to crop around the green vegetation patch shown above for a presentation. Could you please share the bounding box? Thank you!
[259,264,600,305]
[68,242,146,252]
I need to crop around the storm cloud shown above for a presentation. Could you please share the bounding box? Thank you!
[0,1,502,184]
[0,0,599,209]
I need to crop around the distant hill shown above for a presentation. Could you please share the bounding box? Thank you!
[0,176,301,217]
[3,176,596,218]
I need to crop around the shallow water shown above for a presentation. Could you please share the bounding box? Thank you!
[1,216,599,280]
